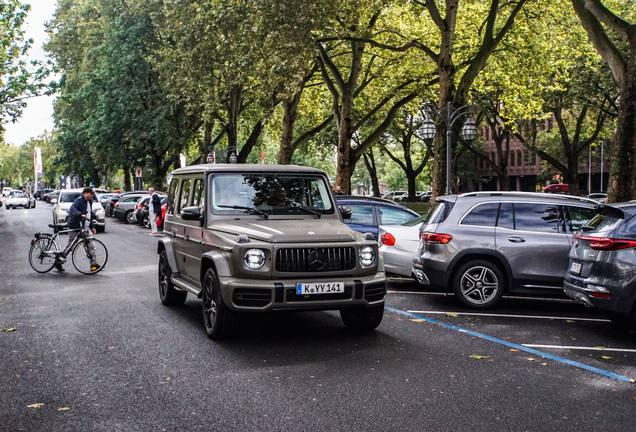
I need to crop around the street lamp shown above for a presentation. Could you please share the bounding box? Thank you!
[419,102,478,194]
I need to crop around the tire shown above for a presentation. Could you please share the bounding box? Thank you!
[71,237,108,275]
[158,250,187,305]
[202,266,236,339]
[29,238,57,273]
[32,201,36,209]
[340,304,385,330]
[142,215,150,229]
[452,260,505,309]
[125,211,135,224]
[602,311,636,330]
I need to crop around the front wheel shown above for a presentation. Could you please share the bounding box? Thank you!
[452,260,505,309]
[142,215,150,229]
[202,267,236,339]
[72,237,108,274]
[340,304,384,330]
[28,238,57,273]
[158,250,187,305]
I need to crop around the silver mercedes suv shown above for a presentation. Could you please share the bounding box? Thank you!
[157,164,386,338]
[412,192,598,309]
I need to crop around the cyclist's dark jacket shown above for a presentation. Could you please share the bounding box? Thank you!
[68,195,95,230]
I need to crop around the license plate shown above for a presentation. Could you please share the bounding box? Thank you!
[569,262,582,275]
[296,282,345,295]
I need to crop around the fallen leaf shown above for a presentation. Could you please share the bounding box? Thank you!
[446,313,458,317]
[469,355,490,359]
[509,349,520,352]
[565,320,575,323]
[27,403,44,408]
[465,317,475,320]
[599,355,613,360]
[528,358,536,361]
[488,359,494,362]
[166,377,171,381]
[595,346,606,349]
[542,363,547,366]
[108,347,115,350]
[410,319,426,323]
[57,407,70,412]
[2,328,18,332]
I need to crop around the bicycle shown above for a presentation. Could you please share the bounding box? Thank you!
[29,223,108,275]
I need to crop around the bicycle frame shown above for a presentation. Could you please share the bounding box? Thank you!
[36,227,93,260]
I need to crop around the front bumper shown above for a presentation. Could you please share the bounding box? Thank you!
[218,271,387,312]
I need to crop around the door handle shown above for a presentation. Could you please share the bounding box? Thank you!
[508,237,526,243]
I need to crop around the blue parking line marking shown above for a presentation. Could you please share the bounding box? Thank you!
[385,306,636,384]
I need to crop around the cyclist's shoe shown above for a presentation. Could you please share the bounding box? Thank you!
[90,263,101,272]
[55,264,65,272]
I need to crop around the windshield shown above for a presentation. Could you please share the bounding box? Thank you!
[211,174,334,216]
[13,193,26,198]
[60,192,98,203]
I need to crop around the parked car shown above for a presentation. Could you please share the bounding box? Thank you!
[45,190,60,203]
[394,191,429,202]
[564,202,636,329]
[2,187,15,197]
[381,191,406,201]
[335,195,419,240]
[4,192,36,209]
[52,189,106,232]
[158,164,386,339]
[412,191,598,309]
[34,188,54,200]
[105,190,147,216]
[543,183,569,194]
[586,193,607,203]
[419,191,433,202]
[379,215,426,278]
[113,194,146,223]
[158,203,166,230]
[134,195,167,228]
[97,193,115,207]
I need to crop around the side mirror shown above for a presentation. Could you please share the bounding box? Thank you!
[339,205,352,220]
[181,206,202,221]
[50,198,57,204]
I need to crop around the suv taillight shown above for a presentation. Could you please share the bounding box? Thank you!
[380,232,395,246]
[574,235,636,250]
[420,232,452,244]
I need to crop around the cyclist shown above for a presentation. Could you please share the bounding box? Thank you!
[55,187,99,272]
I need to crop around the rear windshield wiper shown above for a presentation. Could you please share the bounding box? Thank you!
[218,205,268,219]
[290,206,322,218]
[579,225,595,232]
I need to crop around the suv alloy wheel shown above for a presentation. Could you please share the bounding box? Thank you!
[453,260,505,308]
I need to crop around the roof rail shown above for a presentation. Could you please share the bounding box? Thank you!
[459,191,598,203]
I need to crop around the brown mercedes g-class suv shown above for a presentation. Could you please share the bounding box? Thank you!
[157,164,386,338]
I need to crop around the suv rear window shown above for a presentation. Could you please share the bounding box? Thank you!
[422,201,454,225]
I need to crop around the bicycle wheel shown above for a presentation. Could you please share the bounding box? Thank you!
[29,238,57,273]
[72,237,108,275]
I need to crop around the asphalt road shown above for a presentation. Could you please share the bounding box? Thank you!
[1,201,635,431]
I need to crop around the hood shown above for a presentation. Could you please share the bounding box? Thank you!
[6,196,28,204]
[210,218,357,243]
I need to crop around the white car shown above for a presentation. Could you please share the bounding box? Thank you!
[4,192,36,209]
[378,215,426,279]
[52,189,106,232]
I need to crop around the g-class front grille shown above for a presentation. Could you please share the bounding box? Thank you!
[275,247,356,273]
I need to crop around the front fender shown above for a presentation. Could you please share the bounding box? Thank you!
[201,250,232,278]
[157,237,179,276]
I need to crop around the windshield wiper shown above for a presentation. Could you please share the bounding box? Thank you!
[218,205,268,219]
[579,225,595,232]
[290,206,322,218]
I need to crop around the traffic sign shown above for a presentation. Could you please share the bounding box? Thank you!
[135,167,143,178]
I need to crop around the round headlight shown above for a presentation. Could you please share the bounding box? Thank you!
[359,246,375,266]
[244,249,266,270]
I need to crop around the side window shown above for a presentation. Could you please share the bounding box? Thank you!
[497,203,514,229]
[514,203,560,233]
[345,205,374,226]
[166,179,178,215]
[566,206,597,233]
[178,179,192,213]
[461,203,499,227]
[379,207,415,225]
[193,178,205,213]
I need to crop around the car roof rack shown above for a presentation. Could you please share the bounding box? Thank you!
[459,191,598,203]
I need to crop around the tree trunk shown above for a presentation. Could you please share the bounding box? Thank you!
[237,120,265,163]
[363,150,381,197]
[226,84,242,162]
[123,166,132,191]
[278,95,301,165]
[620,47,636,201]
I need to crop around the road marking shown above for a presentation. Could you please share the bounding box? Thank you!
[406,310,610,323]
[388,290,577,303]
[522,344,636,353]
[105,265,156,276]
[385,306,636,383]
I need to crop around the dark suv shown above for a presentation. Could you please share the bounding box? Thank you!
[157,164,386,338]
[564,202,636,328]
[412,192,598,308]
